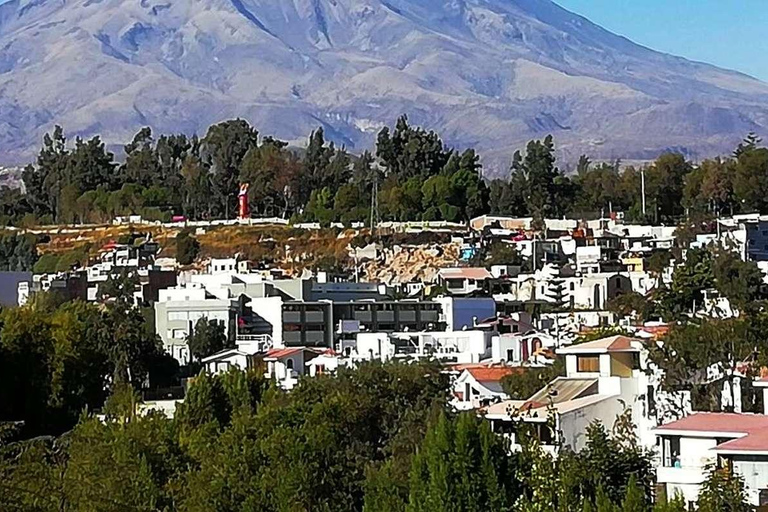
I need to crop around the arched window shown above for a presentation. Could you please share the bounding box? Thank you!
[286,359,294,370]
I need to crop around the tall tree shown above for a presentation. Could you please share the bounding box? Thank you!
[510,135,561,230]
[187,318,229,362]
[203,119,258,218]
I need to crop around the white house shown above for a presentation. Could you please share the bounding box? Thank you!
[437,267,492,295]
[355,330,492,364]
[263,347,323,390]
[452,365,518,411]
[484,335,672,452]
[306,350,342,377]
[654,412,768,508]
[202,348,253,375]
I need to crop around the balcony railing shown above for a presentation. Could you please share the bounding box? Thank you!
[236,334,273,353]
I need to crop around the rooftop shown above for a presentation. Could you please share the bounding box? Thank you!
[466,366,521,383]
[558,335,641,355]
[655,412,768,453]
[438,267,492,280]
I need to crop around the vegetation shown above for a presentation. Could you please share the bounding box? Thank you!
[5,113,768,232]
[175,229,200,266]
[187,317,229,361]
[0,295,178,437]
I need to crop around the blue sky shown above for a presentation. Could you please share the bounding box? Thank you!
[557,0,768,81]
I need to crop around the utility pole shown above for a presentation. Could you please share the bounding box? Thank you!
[641,168,647,217]
[370,173,379,238]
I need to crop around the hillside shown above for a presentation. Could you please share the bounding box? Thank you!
[0,0,767,171]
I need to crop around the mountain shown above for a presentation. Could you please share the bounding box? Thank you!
[1,0,768,173]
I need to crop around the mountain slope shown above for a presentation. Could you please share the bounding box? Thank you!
[0,0,767,171]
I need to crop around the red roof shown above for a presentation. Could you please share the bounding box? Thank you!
[656,412,768,433]
[265,348,302,359]
[439,267,492,280]
[656,413,768,453]
[466,366,521,382]
[559,335,640,354]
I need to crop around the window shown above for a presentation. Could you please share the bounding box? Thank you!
[447,279,464,290]
[512,324,519,333]
[168,311,188,321]
[570,282,575,291]
[286,359,294,370]
[662,436,680,467]
[506,348,515,362]
[464,383,471,402]
[576,355,600,373]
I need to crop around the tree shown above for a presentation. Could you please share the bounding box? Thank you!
[711,247,765,312]
[176,230,200,266]
[181,154,212,219]
[376,115,451,180]
[657,248,713,318]
[406,412,514,512]
[607,292,652,323]
[644,153,691,222]
[509,135,564,230]
[187,318,228,361]
[697,465,751,512]
[501,359,564,400]
[120,127,161,189]
[203,119,258,218]
[297,128,351,207]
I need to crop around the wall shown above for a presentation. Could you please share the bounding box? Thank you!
[248,296,284,348]
[733,456,768,506]
[559,397,625,451]
[610,353,634,378]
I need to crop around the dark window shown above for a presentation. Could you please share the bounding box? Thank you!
[286,359,294,370]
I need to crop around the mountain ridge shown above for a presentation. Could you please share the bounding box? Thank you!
[0,0,767,173]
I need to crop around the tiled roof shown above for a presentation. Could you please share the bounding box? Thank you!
[439,267,492,280]
[558,335,640,354]
[466,366,520,383]
[265,348,302,359]
[656,412,768,453]
[655,412,768,434]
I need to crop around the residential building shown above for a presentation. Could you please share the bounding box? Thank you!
[437,267,492,295]
[654,413,768,508]
[452,365,519,411]
[483,336,673,452]
[263,347,323,390]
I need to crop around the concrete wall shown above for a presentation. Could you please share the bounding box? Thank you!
[733,457,768,506]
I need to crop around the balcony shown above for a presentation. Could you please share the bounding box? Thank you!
[657,466,707,486]
[236,334,273,354]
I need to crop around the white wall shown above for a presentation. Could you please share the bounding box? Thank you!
[733,457,768,506]
[356,333,392,361]
[248,296,284,348]
[559,397,626,451]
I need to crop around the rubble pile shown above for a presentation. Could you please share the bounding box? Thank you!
[363,243,461,285]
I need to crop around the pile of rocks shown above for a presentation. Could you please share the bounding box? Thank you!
[363,243,461,285]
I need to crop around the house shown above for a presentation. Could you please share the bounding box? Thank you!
[306,350,341,377]
[355,329,492,364]
[654,412,768,508]
[202,348,255,375]
[483,335,670,452]
[452,365,519,411]
[263,347,323,390]
[437,267,492,295]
